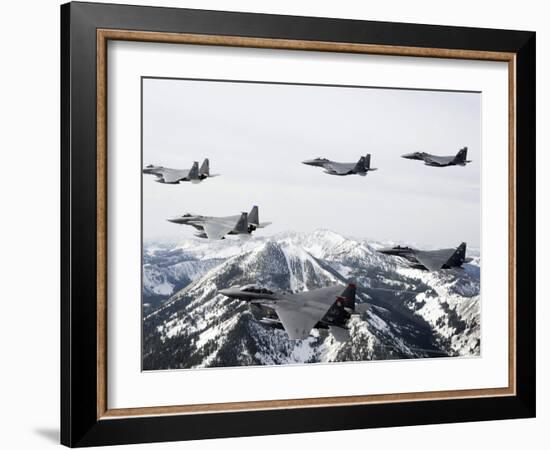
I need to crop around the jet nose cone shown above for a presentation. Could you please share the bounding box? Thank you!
[303,159,324,167]
[166,217,181,224]
[401,153,416,159]
[218,288,232,297]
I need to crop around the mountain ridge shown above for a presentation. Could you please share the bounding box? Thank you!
[142,230,480,370]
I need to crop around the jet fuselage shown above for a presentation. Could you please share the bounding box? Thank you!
[219,284,357,338]
[302,154,377,176]
[401,147,471,167]
[378,243,472,271]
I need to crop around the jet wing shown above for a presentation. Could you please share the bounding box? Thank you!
[423,155,454,166]
[272,286,343,340]
[328,326,351,342]
[324,162,354,175]
[413,248,457,271]
[161,169,190,183]
[201,218,236,240]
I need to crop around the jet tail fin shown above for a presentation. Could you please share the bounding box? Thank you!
[364,154,371,169]
[248,205,259,226]
[445,242,467,267]
[235,212,249,234]
[363,153,377,171]
[453,147,469,164]
[338,283,356,311]
[189,161,200,179]
[199,158,210,176]
[353,156,367,173]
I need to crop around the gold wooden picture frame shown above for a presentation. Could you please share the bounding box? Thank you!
[96,28,517,419]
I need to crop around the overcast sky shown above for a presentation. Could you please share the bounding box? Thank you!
[142,77,481,248]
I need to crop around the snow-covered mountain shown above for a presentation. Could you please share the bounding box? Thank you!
[142,230,480,370]
[142,239,260,312]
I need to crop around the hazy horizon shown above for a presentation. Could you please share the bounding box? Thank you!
[142,78,481,248]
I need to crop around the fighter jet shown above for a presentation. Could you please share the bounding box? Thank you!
[377,242,472,271]
[219,283,362,341]
[142,158,218,184]
[302,154,377,176]
[401,147,472,167]
[167,206,270,240]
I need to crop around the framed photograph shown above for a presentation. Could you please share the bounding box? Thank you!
[61,2,536,447]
